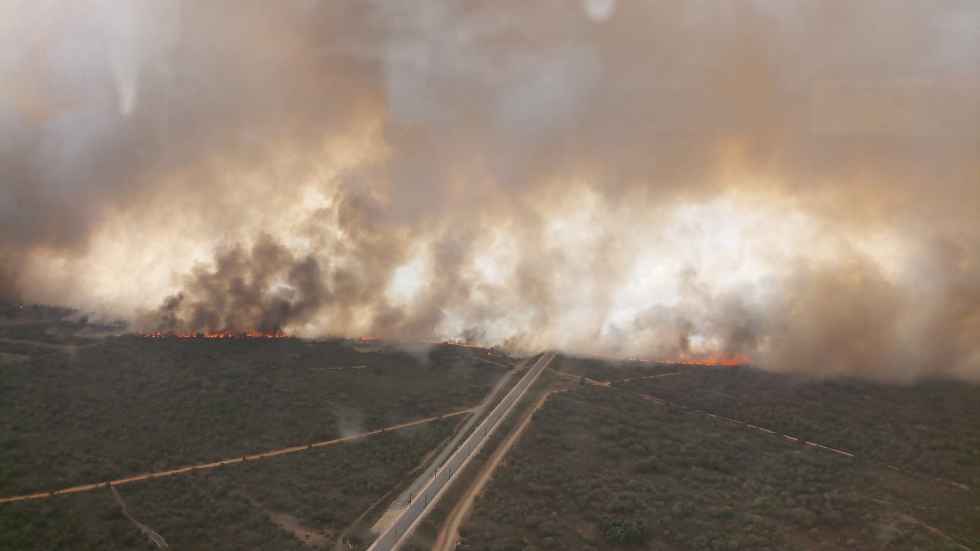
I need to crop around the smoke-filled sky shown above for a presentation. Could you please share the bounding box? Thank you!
[2,1,978,380]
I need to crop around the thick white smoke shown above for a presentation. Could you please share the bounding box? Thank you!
[2,1,978,380]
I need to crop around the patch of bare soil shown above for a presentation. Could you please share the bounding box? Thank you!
[247,495,329,548]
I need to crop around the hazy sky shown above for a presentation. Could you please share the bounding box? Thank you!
[1,1,978,380]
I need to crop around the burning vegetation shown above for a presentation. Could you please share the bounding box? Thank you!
[3,2,979,381]
[668,354,753,367]
[628,354,752,367]
[139,330,287,340]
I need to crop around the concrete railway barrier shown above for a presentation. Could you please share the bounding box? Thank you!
[367,352,555,551]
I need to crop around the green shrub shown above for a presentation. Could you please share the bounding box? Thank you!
[601,518,648,545]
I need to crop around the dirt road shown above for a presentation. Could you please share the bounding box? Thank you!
[550,366,858,459]
[381,360,522,523]
[366,353,554,551]
[615,371,681,383]
[0,408,474,505]
[0,337,102,352]
[601,379,974,493]
[111,485,169,549]
[433,387,559,551]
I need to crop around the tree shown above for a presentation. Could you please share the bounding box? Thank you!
[602,518,649,545]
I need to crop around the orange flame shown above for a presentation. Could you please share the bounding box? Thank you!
[669,354,751,366]
[630,353,752,366]
[140,330,287,339]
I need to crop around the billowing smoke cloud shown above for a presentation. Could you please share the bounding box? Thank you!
[145,234,327,334]
[2,1,978,380]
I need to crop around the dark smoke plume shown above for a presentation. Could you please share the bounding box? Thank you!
[3,1,979,380]
[142,235,328,334]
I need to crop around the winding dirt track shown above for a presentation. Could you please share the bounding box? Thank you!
[433,387,560,551]
[0,337,103,352]
[434,367,974,551]
[568,369,973,493]
[111,485,169,549]
[0,408,474,505]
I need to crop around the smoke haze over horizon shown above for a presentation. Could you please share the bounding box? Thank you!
[2,1,978,380]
